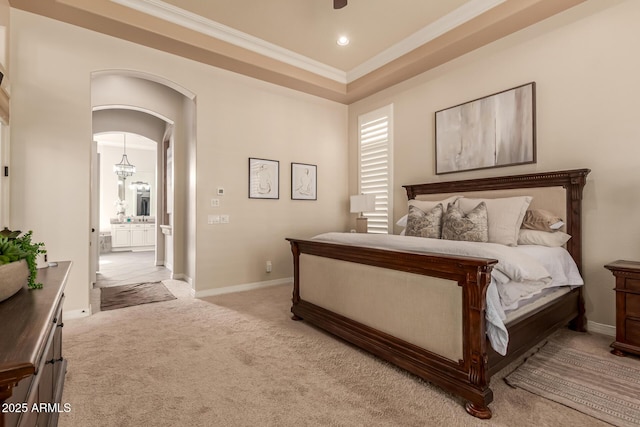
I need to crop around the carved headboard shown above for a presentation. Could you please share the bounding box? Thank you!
[402,169,590,271]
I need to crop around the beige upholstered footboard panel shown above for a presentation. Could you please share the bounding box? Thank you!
[299,254,463,361]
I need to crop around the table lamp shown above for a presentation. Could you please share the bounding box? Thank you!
[350,194,376,233]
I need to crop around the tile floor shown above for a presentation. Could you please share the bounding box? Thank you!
[91,250,172,313]
[95,250,171,288]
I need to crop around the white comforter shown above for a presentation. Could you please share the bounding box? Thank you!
[311,232,583,356]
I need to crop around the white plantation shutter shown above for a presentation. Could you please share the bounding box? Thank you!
[358,105,393,234]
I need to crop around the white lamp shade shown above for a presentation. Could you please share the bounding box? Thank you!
[350,194,376,213]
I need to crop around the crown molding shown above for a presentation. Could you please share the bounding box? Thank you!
[110,0,348,84]
[111,0,505,85]
[11,0,586,104]
[347,0,506,81]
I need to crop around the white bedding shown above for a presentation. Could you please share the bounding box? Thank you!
[310,232,583,356]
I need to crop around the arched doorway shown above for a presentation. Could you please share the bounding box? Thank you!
[93,131,169,292]
[90,70,196,312]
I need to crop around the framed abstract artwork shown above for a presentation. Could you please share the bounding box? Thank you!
[435,82,536,175]
[248,158,279,199]
[291,163,317,200]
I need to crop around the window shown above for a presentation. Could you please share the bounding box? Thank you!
[358,104,393,234]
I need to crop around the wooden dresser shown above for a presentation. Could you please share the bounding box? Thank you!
[605,260,640,357]
[0,261,71,427]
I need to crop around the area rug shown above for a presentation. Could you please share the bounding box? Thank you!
[505,340,640,427]
[100,282,176,311]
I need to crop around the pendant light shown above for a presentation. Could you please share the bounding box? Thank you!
[114,133,135,179]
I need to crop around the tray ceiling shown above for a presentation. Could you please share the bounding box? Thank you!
[9,0,585,103]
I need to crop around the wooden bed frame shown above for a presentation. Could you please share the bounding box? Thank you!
[286,169,590,419]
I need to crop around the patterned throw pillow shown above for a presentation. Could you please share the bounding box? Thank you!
[405,204,444,239]
[442,202,489,242]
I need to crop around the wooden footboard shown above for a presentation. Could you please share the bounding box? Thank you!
[287,238,498,418]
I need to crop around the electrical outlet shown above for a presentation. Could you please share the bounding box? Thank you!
[220,215,229,224]
[211,198,220,207]
[217,187,225,196]
[266,260,272,273]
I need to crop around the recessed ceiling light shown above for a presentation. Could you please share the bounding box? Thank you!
[337,36,350,46]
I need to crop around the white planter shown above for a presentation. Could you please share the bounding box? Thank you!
[0,259,29,303]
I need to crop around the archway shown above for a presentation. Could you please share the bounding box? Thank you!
[90,70,196,306]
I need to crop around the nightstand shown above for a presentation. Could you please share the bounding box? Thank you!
[605,260,640,357]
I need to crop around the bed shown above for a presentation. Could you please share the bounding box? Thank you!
[286,168,590,419]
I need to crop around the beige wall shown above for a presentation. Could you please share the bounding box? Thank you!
[13,1,632,328]
[194,75,349,288]
[9,9,348,313]
[0,0,8,71]
[349,0,640,328]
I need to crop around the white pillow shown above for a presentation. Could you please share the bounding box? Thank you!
[458,196,532,246]
[517,229,571,247]
[397,195,462,227]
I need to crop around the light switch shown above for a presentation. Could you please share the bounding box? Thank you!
[208,215,220,224]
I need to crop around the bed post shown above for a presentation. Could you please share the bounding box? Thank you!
[564,169,589,273]
[290,241,303,321]
[565,169,589,332]
[463,264,494,419]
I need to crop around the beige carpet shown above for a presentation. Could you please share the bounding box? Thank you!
[60,281,615,426]
[505,340,640,426]
[100,281,176,311]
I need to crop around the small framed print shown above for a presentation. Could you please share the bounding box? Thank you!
[291,163,317,200]
[249,158,279,199]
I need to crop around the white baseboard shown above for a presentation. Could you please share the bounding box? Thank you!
[64,307,92,320]
[194,277,293,298]
[587,320,615,337]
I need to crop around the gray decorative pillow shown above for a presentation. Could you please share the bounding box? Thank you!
[442,202,489,242]
[405,204,444,239]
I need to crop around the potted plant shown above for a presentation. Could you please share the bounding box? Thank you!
[0,229,47,303]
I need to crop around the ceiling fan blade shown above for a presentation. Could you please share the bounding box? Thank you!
[333,0,347,9]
